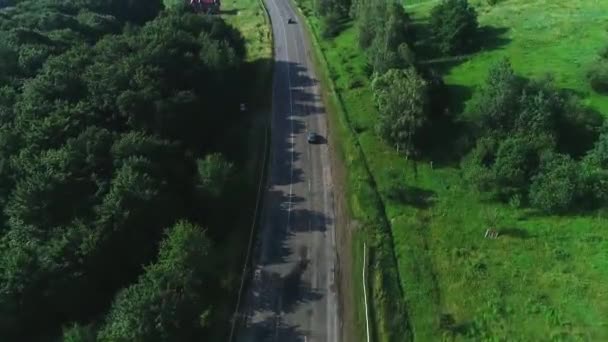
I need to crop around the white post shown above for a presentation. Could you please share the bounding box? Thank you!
[363,243,371,342]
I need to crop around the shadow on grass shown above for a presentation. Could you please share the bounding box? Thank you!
[415,25,511,72]
[445,83,474,117]
[334,16,352,34]
[498,227,531,239]
[440,314,474,337]
[477,26,510,52]
[386,184,437,209]
[414,84,474,166]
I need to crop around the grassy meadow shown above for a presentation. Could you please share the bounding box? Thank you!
[298,0,608,340]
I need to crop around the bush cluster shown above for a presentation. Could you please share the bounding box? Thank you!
[464,59,607,213]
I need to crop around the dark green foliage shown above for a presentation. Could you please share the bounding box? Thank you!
[357,1,415,73]
[464,134,553,199]
[463,137,499,193]
[584,123,608,169]
[465,58,604,213]
[196,153,235,198]
[529,153,581,213]
[587,43,608,93]
[586,59,608,93]
[314,0,350,37]
[491,134,551,198]
[356,8,375,49]
[468,59,584,141]
[371,68,429,155]
[580,124,608,206]
[468,58,522,133]
[62,324,97,342]
[0,3,247,340]
[429,0,479,55]
[384,3,414,52]
[375,4,415,72]
[314,0,350,18]
[97,221,212,342]
[321,11,341,38]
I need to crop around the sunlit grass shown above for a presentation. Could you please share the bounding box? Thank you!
[222,0,272,62]
[407,0,608,114]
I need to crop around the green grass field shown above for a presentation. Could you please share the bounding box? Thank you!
[409,0,608,114]
[299,0,608,340]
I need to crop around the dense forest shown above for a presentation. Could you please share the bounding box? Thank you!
[0,0,254,340]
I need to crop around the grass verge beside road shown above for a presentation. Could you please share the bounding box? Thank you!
[209,0,273,339]
[296,0,608,340]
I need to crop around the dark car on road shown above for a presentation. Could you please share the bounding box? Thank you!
[288,18,295,24]
[307,132,319,144]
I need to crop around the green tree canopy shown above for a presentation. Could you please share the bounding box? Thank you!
[429,0,479,55]
[371,68,429,155]
[97,221,212,342]
[529,153,581,213]
[0,4,248,340]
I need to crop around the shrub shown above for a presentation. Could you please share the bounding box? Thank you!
[348,78,363,89]
[429,0,479,55]
[463,133,554,200]
[586,60,608,93]
[579,124,608,206]
[529,153,581,213]
[321,11,342,38]
[467,58,523,133]
[196,153,234,198]
[599,44,608,59]
[492,135,543,197]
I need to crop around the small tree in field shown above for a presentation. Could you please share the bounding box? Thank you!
[429,0,479,55]
[371,68,429,156]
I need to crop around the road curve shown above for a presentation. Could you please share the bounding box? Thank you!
[236,0,340,341]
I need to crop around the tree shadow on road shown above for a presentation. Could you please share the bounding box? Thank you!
[237,60,333,341]
[281,258,324,313]
[289,208,332,232]
[241,313,310,342]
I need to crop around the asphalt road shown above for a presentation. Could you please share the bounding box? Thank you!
[236,0,340,341]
